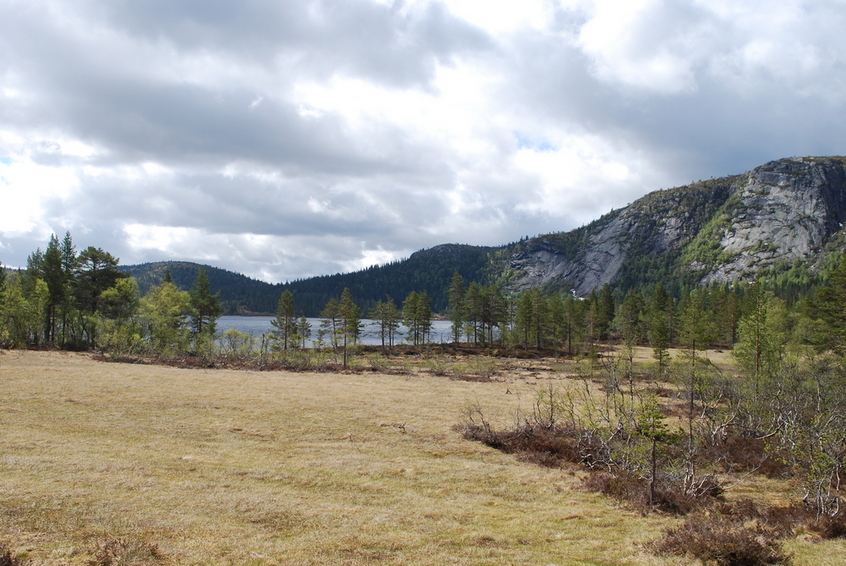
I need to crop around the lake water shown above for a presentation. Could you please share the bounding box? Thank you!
[216,316,455,347]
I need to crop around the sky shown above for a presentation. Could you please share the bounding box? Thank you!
[2,0,846,283]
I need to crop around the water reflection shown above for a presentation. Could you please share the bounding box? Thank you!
[215,316,454,347]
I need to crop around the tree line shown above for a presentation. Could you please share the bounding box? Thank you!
[0,234,223,355]
[3,234,846,367]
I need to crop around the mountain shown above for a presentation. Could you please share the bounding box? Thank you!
[122,156,846,314]
[120,244,493,316]
[119,261,282,315]
[495,156,846,297]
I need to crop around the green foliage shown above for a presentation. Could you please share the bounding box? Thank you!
[513,288,549,349]
[219,328,255,358]
[189,267,222,338]
[733,285,788,394]
[0,273,48,347]
[402,290,432,346]
[139,280,191,356]
[812,255,846,352]
[98,278,141,322]
[370,296,401,351]
[447,272,465,344]
[270,290,298,352]
[648,284,673,376]
[121,244,493,317]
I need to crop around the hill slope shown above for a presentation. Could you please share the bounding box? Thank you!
[123,156,846,313]
[496,156,846,296]
[120,244,493,316]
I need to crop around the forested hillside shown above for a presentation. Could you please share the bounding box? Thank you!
[8,156,846,323]
[120,261,281,315]
[120,244,493,316]
[118,157,846,315]
[497,156,846,298]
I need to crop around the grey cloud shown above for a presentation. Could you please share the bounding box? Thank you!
[4,0,846,283]
[98,0,492,88]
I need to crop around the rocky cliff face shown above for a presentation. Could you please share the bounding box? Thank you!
[698,157,846,284]
[499,157,846,295]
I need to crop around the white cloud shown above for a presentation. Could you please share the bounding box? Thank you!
[0,154,80,236]
[1,0,845,282]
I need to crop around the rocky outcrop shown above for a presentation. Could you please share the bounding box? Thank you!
[499,157,846,295]
[699,158,846,284]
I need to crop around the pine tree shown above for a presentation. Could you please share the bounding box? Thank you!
[463,282,482,344]
[648,284,672,378]
[514,289,548,349]
[447,272,465,346]
[59,232,78,347]
[297,316,311,349]
[40,234,65,344]
[403,291,432,346]
[733,283,787,399]
[371,296,400,352]
[189,268,222,338]
[318,298,340,350]
[271,290,297,352]
[814,255,846,353]
[338,288,361,366]
[561,292,584,356]
[618,288,645,347]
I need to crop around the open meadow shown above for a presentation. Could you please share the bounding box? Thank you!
[2,350,846,565]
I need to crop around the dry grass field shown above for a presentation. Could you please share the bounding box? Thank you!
[2,350,846,565]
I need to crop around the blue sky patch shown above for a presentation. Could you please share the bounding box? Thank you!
[514,133,555,152]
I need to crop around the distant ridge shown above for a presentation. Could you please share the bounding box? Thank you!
[123,156,846,314]
[494,156,846,297]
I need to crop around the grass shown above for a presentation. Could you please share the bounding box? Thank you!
[1,350,845,565]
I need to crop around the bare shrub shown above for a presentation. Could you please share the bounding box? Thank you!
[0,544,30,566]
[426,358,452,377]
[809,513,846,539]
[702,435,792,478]
[651,513,792,566]
[452,359,498,381]
[757,504,846,540]
[457,413,603,469]
[581,470,706,515]
[87,537,164,566]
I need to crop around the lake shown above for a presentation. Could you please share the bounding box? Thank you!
[216,316,455,347]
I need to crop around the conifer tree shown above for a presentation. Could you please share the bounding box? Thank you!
[733,283,787,399]
[371,296,400,352]
[561,292,583,356]
[271,289,297,352]
[814,255,846,353]
[463,282,482,344]
[318,297,340,350]
[447,272,465,346]
[648,284,672,378]
[403,291,432,346]
[297,316,311,349]
[338,288,361,366]
[59,232,78,347]
[189,267,222,338]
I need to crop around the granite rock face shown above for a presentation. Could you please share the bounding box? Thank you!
[500,157,846,295]
[699,158,846,284]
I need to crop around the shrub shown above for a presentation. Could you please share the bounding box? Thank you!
[87,537,164,566]
[701,435,792,478]
[457,419,602,468]
[581,470,708,515]
[651,513,792,566]
[0,544,30,566]
[809,513,846,539]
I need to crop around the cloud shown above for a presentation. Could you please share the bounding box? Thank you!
[2,0,846,282]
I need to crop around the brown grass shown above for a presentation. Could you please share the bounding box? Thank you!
[1,350,845,565]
